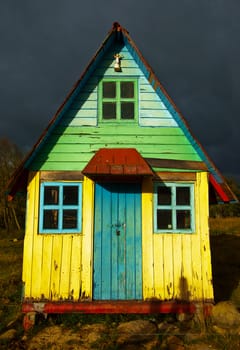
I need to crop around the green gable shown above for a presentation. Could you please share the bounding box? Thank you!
[29,41,201,171]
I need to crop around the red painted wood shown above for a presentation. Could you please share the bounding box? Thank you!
[82,148,154,177]
[209,174,230,202]
[22,300,196,314]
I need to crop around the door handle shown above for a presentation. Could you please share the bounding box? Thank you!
[116,230,120,236]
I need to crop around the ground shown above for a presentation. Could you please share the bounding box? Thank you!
[0,228,240,349]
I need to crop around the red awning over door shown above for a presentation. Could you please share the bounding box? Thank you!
[82,148,154,179]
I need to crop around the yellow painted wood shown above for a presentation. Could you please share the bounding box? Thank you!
[50,235,63,300]
[142,178,154,299]
[22,172,38,297]
[163,235,174,299]
[81,177,94,299]
[191,179,204,300]
[40,236,53,299]
[24,172,43,298]
[142,171,213,302]
[59,235,72,299]
[70,235,82,300]
[172,235,182,299]
[23,170,213,303]
[181,234,193,300]
[197,172,214,300]
[153,235,164,299]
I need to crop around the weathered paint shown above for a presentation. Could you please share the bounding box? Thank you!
[141,172,213,302]
[93,182,142,300]
[22,300,197,315]
[23,171,213,303]
[30,125,201,171]
[29,42,202,172]
[23,171,84,301]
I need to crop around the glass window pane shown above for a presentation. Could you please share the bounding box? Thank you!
[121,82,134,98]
[157,186,172,205]
[177,210,191,229]
[103,102,116,119]
[43,210,58,229]
[63,186,78,205]
[176,187,190,205]
[63,210,78,229]
[157,209,172,229]
[121,102,134,119]
[44,186,59,205]
[103,82,116,98]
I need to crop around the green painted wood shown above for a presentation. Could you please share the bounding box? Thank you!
[30,41,202,171]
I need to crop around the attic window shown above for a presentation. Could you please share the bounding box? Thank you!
[100,79,137,121]
[39,182,82,234]
[154,183,195,233]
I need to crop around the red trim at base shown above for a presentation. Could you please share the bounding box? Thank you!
[22,300,196,315]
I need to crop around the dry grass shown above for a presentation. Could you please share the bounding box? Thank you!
[209,217,240,235]
[0,230,24,333]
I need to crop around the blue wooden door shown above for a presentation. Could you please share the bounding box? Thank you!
[93,183,142,300]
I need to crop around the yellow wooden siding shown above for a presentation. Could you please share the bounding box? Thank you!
[23,171,213,303]
[81,177,94,299]
[22,172,95,301]
[142,172,214,302]
[141,178,154,299]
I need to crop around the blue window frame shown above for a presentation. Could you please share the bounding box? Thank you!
[154,183,195,233]
[39,182,82,234]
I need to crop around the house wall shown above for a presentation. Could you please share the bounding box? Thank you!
[142,171,213,302]
[22,170,213,302]
[22,172,94,301]
[29,43,202,172]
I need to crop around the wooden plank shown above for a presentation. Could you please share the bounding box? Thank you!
[23,300,196,314]
[50,235,63,300]
[40,171,84,181]
[81,177,94,299]
[181,234,193,300]
[172,235,183,299]
[22,172,37,297]
[45,134,191,145]
[197,172,214,301]
[69,235,82,300]
[54,125,186,136]
[28,172,43,298]
[148,159,207,171]
[142,178,154,299]
[154,172,196,181]
[163,235,174,299]
[153,234,165,299]
[40,145,196,158]
[139,118,178,127]
[40,236,53,299]
[59,235,72,299]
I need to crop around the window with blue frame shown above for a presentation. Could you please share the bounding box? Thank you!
[154,183,195,233]
[39,182,82,234]
[99,79,138,121]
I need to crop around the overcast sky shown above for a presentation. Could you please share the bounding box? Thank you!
[1,1,239,180]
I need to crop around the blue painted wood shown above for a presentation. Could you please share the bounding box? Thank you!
[93,183,142,300]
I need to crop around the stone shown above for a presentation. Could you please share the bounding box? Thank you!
[0,329,17,341]
[161,335,184,350]
[211,301,240,329]
[116,319,157,345]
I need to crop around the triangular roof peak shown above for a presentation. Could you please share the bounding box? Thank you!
[7,22,238,203]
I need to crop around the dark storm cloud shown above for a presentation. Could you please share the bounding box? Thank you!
[1,0,239,179]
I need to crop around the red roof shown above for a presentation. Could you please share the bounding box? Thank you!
[82,148,154,177]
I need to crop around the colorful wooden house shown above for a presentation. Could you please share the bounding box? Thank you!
[8,22,237,326]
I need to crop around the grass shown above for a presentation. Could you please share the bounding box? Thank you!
[209,216,240,235]
[0,229,24,334]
